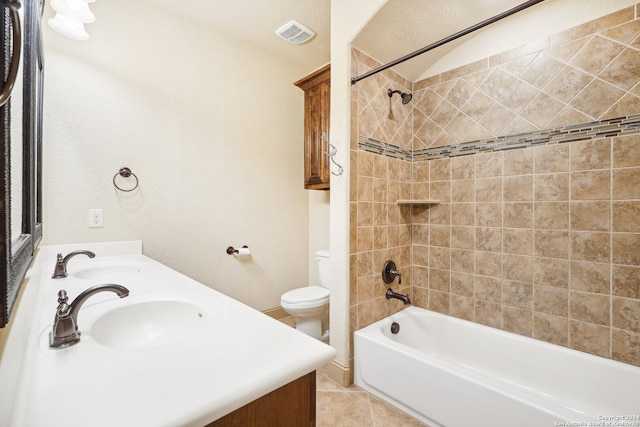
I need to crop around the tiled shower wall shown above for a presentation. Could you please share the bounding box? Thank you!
[350,4,640,369]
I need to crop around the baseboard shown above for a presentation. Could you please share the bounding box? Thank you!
[326,359,352,388]
[262,306,288,320]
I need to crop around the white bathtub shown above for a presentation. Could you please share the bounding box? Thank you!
[354,306,640,427]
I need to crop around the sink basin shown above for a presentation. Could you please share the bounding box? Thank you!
[72,262,145,280]
[89,298,215,349]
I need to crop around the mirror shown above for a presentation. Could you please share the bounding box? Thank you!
[0,0,44,328]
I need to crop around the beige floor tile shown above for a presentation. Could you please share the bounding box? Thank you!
[317,390,373,427]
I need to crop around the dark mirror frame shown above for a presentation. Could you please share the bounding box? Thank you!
[0,0,43,327]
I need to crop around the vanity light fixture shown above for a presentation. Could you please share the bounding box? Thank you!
[48,0,96,40]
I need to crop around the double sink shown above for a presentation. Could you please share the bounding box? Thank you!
[4,242,336,427]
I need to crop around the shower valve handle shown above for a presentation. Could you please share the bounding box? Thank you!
[382,260,401,285]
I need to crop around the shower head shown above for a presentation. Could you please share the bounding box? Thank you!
[388,89,412,104]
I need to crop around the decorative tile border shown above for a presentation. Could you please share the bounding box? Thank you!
[359,113,640,162]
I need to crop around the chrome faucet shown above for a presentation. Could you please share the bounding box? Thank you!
[385,288,411,305]
[49,284,129,349]
[52,250,96,278]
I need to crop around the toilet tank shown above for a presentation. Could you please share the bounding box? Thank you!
[315,250,330,288]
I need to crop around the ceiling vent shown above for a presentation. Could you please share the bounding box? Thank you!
[276,20,316,45]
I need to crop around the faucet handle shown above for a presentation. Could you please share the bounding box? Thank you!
[55,290,71,318]
[57,289,68,303]
[382,260,401,285]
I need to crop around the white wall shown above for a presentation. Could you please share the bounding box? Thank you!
[330,0,388,368]
[42,0,319,311]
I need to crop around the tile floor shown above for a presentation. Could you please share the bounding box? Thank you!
[279,316,427,426]
[315,363,428,427]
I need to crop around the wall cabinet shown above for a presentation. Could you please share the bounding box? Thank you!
[294,64,330,190]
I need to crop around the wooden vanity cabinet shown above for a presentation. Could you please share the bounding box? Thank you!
[294,64,330,190]
[205,371,316,427]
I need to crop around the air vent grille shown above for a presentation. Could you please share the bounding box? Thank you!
[276,20,316,45]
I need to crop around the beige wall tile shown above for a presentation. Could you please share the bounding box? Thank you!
[502,146,534,176]
[451,202,475,226]
[429,289,451,314]
[571,231,611,262]
[613,201,640,232]
[476,203,502,227]
[476,275,502,303]
[612,233,640,266]
[503,279,533,309]
[451,156,476,179]
[534,257,569,288]
[475,251,503,278]
[570,138,611,171]
[570,321,611,358]
[451,294,475,321]
[613,134,640,167]
[477,227,502,252]
[613,297,640,333]
[451,271,474,297]
[571,170,611,200]
[534,202,569,229]
[613,265,640,299]
[476,152,503,177]
[570,261,611,294]
[451,248,475,274]
[570,290,611,326]
[534,229,569,259]
[503,253,534,282]
[475,299,502,328]
[452,179,475,202]
[429,269,451,293]
[612,329,640,366]
[503,306,533,336]
[535,285,568,316]
[535,173,570,201]
[451,226,475,249]
[534,312,568,346]
[476,177,503,202]
[613,167,640,199]
[503,228,534,255]
[503,202,533,229]
[504,175,533,201]
[570,201,611,231]
[534,144,570,173]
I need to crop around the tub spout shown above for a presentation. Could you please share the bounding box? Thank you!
[385,288,411,305]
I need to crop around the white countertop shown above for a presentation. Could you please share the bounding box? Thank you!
[1,241,336,427]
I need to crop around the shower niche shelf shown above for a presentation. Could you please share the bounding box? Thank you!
[397,200,440,205]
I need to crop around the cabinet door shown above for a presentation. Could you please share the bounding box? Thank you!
[295,64,330,190]
[304,79,330,189]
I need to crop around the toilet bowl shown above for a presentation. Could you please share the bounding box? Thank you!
[281,250,330,340]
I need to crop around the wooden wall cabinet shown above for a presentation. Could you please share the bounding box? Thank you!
[294,64,330,190]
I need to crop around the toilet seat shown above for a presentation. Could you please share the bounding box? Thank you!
[281,286,330,306]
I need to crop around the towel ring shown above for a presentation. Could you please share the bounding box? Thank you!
[113,167,139,192]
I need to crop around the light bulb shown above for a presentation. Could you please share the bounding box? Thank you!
[48,13,89,40]
[50,0,95,23]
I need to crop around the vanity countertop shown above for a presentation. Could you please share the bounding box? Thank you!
[0,241,336,427]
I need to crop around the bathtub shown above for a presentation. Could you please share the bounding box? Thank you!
[354,306,640,427]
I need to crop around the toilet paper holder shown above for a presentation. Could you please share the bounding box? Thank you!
[226,245,249,255]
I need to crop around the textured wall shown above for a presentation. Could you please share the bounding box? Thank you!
[41,0,314,311]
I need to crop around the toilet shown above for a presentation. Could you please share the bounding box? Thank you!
[280,250,330,340]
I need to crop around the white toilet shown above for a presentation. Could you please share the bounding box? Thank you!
[280,250,330,340]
